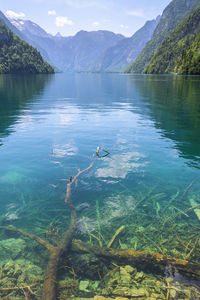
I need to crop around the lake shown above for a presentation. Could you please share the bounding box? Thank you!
[0,73,200,298]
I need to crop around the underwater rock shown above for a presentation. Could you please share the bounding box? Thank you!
[101,265,142,297]
[59,262,200,299]
[129,287,147,297]
[169,288,176,298]
[0,259,43,299]
[0,238,26,260]
[135,271,145,282]
[124,265,136,274]
[2,259,43,284]
[79,280,90,292]
[0,276,15,287]
[90,281,100,290]
[150,292,165,299]
[119,266,131,284]
[189,197,200,221]
[183,289,191,298]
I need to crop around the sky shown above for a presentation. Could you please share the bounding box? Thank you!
[1,0,172,37]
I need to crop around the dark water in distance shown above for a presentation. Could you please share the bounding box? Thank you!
[0,73,200,293]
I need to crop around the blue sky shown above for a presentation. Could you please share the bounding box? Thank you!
[1,0,171,37]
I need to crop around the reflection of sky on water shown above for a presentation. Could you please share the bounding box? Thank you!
[17,113,33,131]
[96,151,146,179]
[0,73,200,294]
[52,143,78,158]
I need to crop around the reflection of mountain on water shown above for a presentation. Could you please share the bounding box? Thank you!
[131,75,200,167]
[0,74,52,143]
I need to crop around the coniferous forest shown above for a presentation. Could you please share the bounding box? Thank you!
[145,7,200,74]
[0,21,54,74]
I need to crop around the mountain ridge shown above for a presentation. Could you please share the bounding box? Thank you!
[92,16,160,72]
[9,16,160,72]
[9,18,125,72]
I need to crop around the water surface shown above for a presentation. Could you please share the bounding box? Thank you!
[0,73,200,297]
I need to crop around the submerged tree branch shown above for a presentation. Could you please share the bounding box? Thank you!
[0,157,97,300]
[0,226,54,252]
[65,159,96,204]
[1,150,199,299]
[41,158,96,300]
[72,239,200,278]
[1,226,200,280]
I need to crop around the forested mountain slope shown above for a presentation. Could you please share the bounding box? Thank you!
[145,6,200,74]
[126,0,200,73]
[0,20,54,74]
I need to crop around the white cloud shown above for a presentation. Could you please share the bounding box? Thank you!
[6,10,25,19]
[56,16,73,27]
[48,10,56,15]
[92,21,99,27]
[127,10,144,17]
[120,24,129,29]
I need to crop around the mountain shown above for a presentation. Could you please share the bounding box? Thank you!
[93,17,160,72]
[10,16,160,72]
[9,18,69,68]
[0,11,50,62]
[126,0,200,73]
[11,18,51,38]
[60,30,124,71]
[145,6,200,74]
[0,18,54,74]
[9,18,125,71]
[0,10,25,39]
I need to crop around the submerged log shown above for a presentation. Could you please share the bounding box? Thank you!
[72,239,200,278]
[1,225,200,297]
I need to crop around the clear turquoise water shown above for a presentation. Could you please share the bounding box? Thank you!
[0,73,200,283]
